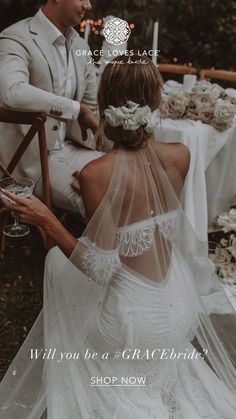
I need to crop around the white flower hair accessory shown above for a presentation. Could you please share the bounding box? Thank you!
[104,100,158,133]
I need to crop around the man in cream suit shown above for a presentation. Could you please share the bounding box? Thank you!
[0,0,103,215]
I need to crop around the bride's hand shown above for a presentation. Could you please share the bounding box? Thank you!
[0,189,55,228]
[0,189,77,257]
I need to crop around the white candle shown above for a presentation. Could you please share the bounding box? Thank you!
[84,22,90,44]
[183,74,197,92]
[152,21,159,65]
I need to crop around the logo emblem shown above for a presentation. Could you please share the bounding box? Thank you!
[103,18,131,46]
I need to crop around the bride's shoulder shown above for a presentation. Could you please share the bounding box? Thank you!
[157,142,190,180]
[79,152,116,220]
[80,151,116,181]
[156,141,190,161]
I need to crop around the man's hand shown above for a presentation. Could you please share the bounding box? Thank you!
[78,103,99,142]
[70,171,81,193]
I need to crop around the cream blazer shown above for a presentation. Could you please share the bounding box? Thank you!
[0,13,98,181]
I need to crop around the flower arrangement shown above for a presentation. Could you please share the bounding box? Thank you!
[209,208,236,284]
[216,208,236,233]
[209,235,236,284]
[160,80,236,132]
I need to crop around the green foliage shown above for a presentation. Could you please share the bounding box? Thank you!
[0,0,235,69]
[93,0,236,70]
[0,1,40,30]
[158,0,236,69]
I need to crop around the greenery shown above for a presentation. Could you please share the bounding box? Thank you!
[0,0,235,70]
[92,0,236,70]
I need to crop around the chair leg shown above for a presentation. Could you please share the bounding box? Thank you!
[0,212,9,254]
[1,233,7,253]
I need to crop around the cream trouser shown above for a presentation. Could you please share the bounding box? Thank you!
[34,142,103,217]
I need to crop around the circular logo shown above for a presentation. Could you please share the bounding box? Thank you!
[103,18,131,46]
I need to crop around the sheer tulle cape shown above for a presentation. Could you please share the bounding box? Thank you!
[0,141,236,418]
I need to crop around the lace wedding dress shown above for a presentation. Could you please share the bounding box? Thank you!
[42,208,236,419]
[0,143,236,418]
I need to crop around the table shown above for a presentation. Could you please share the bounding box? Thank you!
[155,117,236,246]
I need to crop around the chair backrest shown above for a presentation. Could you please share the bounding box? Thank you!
[200,69,236,82]
[0,107,52,210]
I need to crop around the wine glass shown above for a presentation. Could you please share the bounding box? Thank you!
[0,177,34,237]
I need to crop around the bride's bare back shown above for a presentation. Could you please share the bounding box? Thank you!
[80,140,190,223]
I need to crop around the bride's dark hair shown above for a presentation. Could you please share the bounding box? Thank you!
[97,54,161,149]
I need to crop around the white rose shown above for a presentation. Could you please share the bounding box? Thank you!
[226,95,236,106]
[184,110,199,120]
[228,246,236,259]
[122,104,147,131]
[188,93,198,109]
[160,94,170,118]
[211,120,231,132]
[216,214,232,232]
[217,209,236,232]
[184,93,198,119]
[104,106,128,128]
[218,266,229,280]
[196,93,214,107]
[142,109,159,133]
[213,99,236,123]
[229,208,236,217]
[220,238,228,247]
[192,80,212,95]
[222,263,236,284]
[209,83,224,101]
[185,93,214,123]
[227,263,236,280]
[196,102,214,123]
[168,92,189,118]
[216,248,232,266]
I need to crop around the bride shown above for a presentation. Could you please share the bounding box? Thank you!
[0,54,236,418]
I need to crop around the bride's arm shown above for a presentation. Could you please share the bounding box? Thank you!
[0,156,110,256]
[0,192,77,257]
[0,161,108,257]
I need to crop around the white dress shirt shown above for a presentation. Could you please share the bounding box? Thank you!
[37,9,80,150]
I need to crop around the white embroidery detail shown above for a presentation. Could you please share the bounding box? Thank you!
[79,237,121,283]
[156,215,178,241]
[116,211,179,257]
[116,225,156,257]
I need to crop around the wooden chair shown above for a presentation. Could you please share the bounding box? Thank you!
[200,69,236,83]
[0,107,53,250]
[157,64,197,86]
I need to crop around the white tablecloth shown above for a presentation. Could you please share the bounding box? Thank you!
[155,118,236,245]
[206,125,236,224]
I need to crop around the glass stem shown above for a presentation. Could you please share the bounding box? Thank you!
[13,218,19,229]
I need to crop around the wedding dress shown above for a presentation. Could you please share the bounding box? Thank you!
[0,142,236,418]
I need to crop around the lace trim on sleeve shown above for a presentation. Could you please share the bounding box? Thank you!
[78,236,121,283]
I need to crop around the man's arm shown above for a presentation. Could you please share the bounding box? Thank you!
[0,36,80,120]
[80,53,98,114]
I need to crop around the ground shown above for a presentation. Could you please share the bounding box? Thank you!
[0,227,45,378]
[0,216,83,379]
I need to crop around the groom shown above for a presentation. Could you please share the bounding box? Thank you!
[0,0,103,216]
